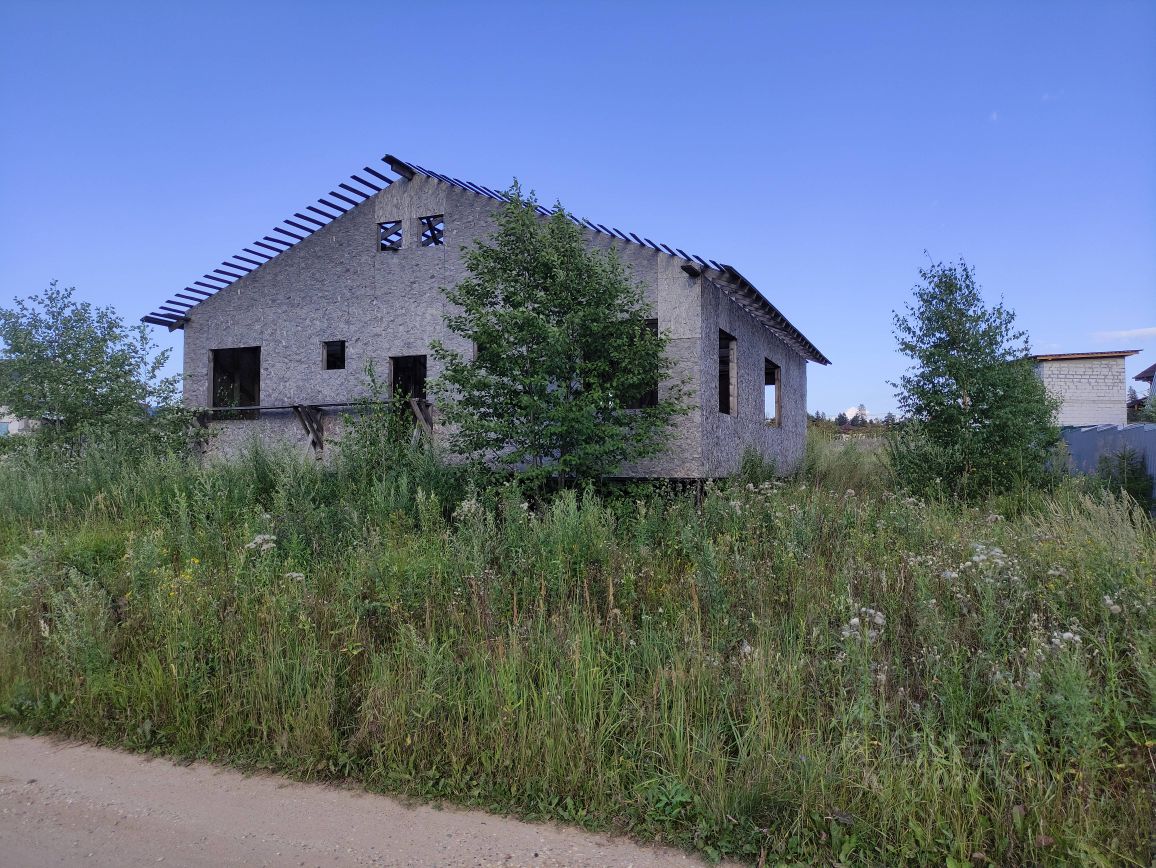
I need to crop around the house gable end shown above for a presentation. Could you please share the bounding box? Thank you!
[145,152,827,366]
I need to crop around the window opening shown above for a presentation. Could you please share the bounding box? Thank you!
[391,355,427,401]
[323,340,346,370]
[764,359,781,424]
[719,330,736,415]
[211,346,261,418]
[625,319,660,409]
[0,422,9,437]
[378,221,402,251]
[419,214,445,247]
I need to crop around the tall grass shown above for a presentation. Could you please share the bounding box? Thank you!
[0,432,1152,864]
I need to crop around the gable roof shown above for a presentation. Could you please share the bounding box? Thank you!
[143,154,829,365]
[1135,362,1155,384]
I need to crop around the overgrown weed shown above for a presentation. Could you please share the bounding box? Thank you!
[0,433,1152,864]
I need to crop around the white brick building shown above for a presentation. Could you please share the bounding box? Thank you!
[1031,350,1140,427]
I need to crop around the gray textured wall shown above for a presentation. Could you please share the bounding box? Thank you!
[182,175,813,476]
[699,277,808,475]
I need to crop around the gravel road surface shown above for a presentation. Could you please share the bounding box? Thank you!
[0,733,727,867]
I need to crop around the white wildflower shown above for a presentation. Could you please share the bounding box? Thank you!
[453,497,484,522]
[1049,627,1082,649]
[244,533,277,552]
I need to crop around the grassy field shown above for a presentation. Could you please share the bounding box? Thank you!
[0,432,1152,865]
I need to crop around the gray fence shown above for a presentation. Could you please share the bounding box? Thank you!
[1061,423,1156,499]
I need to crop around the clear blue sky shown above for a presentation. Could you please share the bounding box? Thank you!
[1,1,1153,415]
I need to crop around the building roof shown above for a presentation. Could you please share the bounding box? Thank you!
[1030,350,1140,362]
[142,153,830,365]
[1134,362,1155,384]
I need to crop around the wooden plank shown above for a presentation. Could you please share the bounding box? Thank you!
[362,165,392,184]
[294,212,327,228]
[350,173,381,192]
[328,190,358,207]
[282,219,314,235]
[338,183,369,199]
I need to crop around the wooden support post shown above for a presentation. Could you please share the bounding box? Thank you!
[409,398,433,434]
[292,405,325,455]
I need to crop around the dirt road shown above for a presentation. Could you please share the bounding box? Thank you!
[0,733,723,867]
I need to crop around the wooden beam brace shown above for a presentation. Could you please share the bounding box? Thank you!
[291,404,325,454]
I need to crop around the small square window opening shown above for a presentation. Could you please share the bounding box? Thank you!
[419,214,445,247]
[323,340,346,370]
[378,221,402,251]
[718,329,737,415]
[764,359,781,425]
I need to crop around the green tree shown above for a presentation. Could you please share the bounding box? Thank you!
[889,259,1060,498]
[0,282,189,448]
[1139,392,1156,423]
[432,185,687,486]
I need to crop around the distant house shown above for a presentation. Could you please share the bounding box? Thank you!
[1031,350,1140,427]
[1132,362,1155,417]
[0,407,32,438]
[140,153,829,477]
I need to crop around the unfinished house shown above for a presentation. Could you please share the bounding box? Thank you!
[143,155,828,477]
[1031,350,1140,427]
